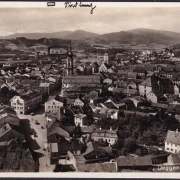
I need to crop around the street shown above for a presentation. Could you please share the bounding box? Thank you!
[17,89,62,172]
[18,113,55,172]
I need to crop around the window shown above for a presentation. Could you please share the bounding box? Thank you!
[167,148,169,150]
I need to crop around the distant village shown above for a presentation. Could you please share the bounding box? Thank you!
[0,41,180,172]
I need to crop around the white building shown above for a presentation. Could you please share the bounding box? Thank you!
[92,127,118,145]
[147,91,158,103]
[45,96,64,113]
[74,114,88,127]
[138,77,154,96]
[174,85,180,96]
[165,129,180,154]
[10,91,42,114]
[74,98,84,107]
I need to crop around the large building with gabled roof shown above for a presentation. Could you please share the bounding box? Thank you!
[10,90,42,114]
[165,129,180,154]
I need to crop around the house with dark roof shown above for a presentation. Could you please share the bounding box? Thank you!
[81,141,112,163]
[47,124,71,143]
[0,123,24,143]
[0,141,38,172]
[165,129,180,154]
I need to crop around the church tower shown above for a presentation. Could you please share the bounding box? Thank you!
[66,46,73,75]
[103,49,109,64]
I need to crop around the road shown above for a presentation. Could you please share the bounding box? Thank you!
[18,113,55,172]
[17,90,62,172]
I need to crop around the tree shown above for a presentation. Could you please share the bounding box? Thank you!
[135,148,143,156]
[112,139,124,150]
[124,137,137,153]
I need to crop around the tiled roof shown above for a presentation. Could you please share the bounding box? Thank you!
[140,76,159,87]
[48,126,70,139]
[0,142,36,172]
[128,72,137,79]
[77,162,117,172]
[123,89,138,95]
[165,130,180,145]
[82,142,105,156]
[92,112,107,120]
[0,123,12,138]
[117,156,152,167]
[39,82,51,87]
[81,125,96,133]
[170,154,180,164]
[21,90,42,100]
[74,114,87,119]
[54,95,66,103]
[0,114,20,127]
[151,103,168,109]
[103,102,118,110]
[63,75,101,84]
[92,129,118,139]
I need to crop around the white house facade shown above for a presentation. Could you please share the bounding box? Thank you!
[165,129,180,154]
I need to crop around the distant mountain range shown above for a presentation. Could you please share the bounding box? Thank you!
[96,28,180,46]
[2,28,180,47]
[0,30,100,40]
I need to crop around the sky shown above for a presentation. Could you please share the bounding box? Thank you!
[1,7,180,36]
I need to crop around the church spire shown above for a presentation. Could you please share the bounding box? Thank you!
[103,49,109,64]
